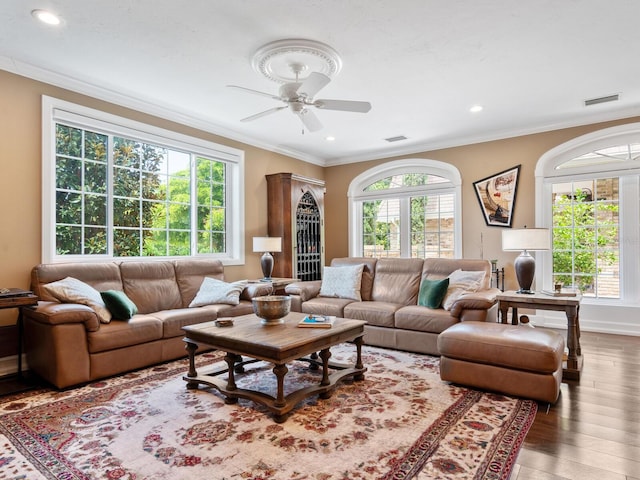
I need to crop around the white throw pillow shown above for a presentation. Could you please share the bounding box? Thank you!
[319,264,365,301]
[441,269,486,311]
[189,277,248,307]
[44,277,112,323]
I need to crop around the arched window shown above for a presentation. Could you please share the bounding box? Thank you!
[348,159,462,258]
[536,123,640,333]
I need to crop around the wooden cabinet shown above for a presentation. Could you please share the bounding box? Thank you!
[266,173,325,281]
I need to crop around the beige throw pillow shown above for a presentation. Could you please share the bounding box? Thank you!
[319,264,365,301]
[189,277,248,307]
[442,269,486,311]
[44,276,113,323]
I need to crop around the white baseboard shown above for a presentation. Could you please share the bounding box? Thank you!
[0,355,26,377]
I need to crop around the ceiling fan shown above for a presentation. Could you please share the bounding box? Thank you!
[228,64,372,132]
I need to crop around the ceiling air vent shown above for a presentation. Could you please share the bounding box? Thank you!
[384,135,408,143]
[584,94,619,106]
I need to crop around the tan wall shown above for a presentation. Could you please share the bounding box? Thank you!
[324,116,640,291]
[0,69,323,326]
[2,67,640,325]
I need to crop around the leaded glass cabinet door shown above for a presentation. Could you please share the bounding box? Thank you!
[295,191,322,280]
[266,173,325,280]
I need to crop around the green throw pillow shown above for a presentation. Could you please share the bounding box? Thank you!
[418,278,450,309]
[100,290,138,320]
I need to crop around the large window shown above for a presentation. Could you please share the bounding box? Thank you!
[349,160,462,258]
[536,124,640,333]
[43,96,244,264]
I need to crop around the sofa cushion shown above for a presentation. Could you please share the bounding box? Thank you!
[173,258,225,307]
[120,261,183,314]
[100,290,138,320]
[442,269,486,311]
[31,262,123,302]
[371,258,424,305]
[438,321,564,374]
[189,277,248,307]
[394,305,459,333]
[44,277,112,324]
[344,301,401,328]
[423,258,492,290]
[301,296,355,317]
[152,308,219,338]
[418,278,449,308]
[87,315,163,353]
[319,264,365,301]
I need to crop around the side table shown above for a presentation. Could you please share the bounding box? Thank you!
[0,289,39,379]
[250,277,299,295]
[497,290,582,380]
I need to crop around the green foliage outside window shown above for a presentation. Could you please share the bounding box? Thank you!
[552,183,619,296]
[55,124,226,258]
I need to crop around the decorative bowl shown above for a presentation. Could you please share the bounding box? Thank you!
[252,295,291,325]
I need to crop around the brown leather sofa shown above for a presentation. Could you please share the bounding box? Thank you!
[23,259,271,389]
[285,257,501,355]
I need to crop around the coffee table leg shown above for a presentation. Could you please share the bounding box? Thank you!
[308,351,320,370]
[354,336,365,381]
[273,363,288,408]
[224,353,240,404]
[185,341,199,390]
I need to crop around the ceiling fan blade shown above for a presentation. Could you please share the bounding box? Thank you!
[227,85,281,101]
[240,106,287,122]
[297,72,331,99]
[296,108,323,132]
[314,99,372,113]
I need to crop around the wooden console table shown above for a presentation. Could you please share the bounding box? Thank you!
[497,290,582,380]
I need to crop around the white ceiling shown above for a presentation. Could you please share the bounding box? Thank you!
[2,1,640,166]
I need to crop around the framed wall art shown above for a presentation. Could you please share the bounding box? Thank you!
[473,165,520,227]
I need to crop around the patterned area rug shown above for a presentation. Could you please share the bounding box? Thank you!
[0,345,536,479]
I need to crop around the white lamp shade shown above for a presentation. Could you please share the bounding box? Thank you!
[502,228,550,251]
[252,236,282,253]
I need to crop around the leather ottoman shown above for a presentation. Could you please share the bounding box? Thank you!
[437,321,565,403]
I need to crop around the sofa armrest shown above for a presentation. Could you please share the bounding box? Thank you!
[285,280,322,302]
[449,288,501,318]
[22,301,101,332]
[241,283,274,300]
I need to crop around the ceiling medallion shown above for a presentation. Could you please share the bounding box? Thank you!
[251,39,343,83]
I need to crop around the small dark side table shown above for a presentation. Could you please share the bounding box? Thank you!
[0,289,39,379]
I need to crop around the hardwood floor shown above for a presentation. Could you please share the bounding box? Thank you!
[512,330,640,480]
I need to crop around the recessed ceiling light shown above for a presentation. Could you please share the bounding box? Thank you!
[32,9,61,26]
[325,136,336,141]
[470,105,483,113]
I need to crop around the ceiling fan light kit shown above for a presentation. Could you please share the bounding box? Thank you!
[229,39,372,132]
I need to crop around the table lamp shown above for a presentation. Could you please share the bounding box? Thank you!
[252,237,282,281]
[502,227,550,294]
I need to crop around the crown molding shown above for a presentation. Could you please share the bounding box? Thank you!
[0,56,326,167]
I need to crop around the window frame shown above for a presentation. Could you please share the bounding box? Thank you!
[42,96,245,265]
[348,159,462,258]
[536,123,640,310]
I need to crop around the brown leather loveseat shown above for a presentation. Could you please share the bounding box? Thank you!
[23,258,271,388]
[285,257,501,355]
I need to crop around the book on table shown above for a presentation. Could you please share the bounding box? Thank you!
[540,289,578,297]
[297,315,335,328]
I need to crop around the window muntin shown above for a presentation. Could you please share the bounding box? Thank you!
[44,96,244,264]
[557,143,640,169]
[551,178,620,298]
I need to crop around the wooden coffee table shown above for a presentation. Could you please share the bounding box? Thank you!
[182,312,366,422]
